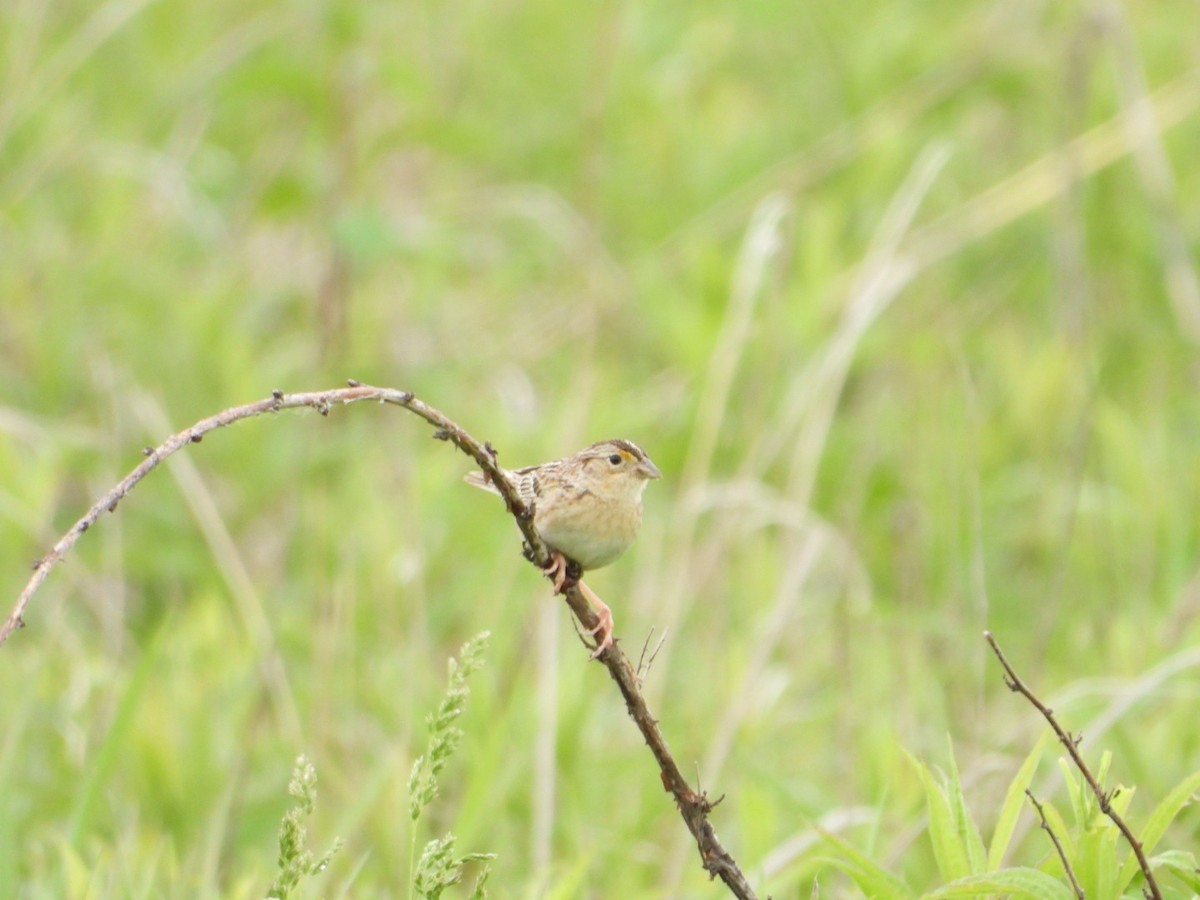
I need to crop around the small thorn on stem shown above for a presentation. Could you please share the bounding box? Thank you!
[346,378,360,387]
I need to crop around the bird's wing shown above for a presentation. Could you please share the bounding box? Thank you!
[463,466,541,506]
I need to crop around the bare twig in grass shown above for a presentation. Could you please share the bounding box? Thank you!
[635,626,668,690]
[1025,789,1084,900]
[1,384,475,646]
[5,383,759,899]
[984,631,1162,900]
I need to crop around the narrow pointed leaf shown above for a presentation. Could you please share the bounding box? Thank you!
[987,731,1051,871]
[921,867,1077,900]
[1116,768,1200,892]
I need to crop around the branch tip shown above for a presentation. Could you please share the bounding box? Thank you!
[986,631,1163,899]
[1025,789,1084,899]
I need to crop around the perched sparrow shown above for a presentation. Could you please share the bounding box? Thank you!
[465,439,662,657]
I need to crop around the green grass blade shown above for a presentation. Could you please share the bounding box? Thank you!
[1116,768,1200,892]
[816,829,916,900]
[944,737,987,876]
[66,621,168,845]
[1057,758,1086,828]
[906,749,971,882]
[987,731,1051,871]
[1152,849,1200,893]
[920,867,1077,900]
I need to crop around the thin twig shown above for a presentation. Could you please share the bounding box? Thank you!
[1025,789,1085,900]
[984,631,1161,900]
[5,383,758,899]
[635,626,668,690]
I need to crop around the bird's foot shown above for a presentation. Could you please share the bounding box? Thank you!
[577,580,615,659]
[542,551,582,594]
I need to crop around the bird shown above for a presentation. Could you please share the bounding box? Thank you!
[464,439,662,657]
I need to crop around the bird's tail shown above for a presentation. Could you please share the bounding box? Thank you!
[463,470,503,495]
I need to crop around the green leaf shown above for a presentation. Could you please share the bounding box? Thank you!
[1073,806,1119,900]
[1058,758,1087,828]
[988,731,1051,871]
[815,829,916,900]
[905,747,981,882]
[1095,751,1112,788]
[1034,799,1077,874]
[920,867,1078,900]
[1116,768,1200,893]
[944,737,987,875]
[1153,849,1200,892]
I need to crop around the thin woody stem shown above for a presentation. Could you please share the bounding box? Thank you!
[985,631,1162,900]
[3,382,757,899]
[1025,790,1084,900]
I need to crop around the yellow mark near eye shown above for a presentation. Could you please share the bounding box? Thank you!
[606,449,635,466]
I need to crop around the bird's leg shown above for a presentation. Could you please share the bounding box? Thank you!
[541,553,614,658]
[576,580,615,658]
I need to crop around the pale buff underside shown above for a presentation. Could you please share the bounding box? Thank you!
[465,457,649,571]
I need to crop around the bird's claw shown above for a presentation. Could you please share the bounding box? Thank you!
[543,551,569,593]
[544,553,614,659]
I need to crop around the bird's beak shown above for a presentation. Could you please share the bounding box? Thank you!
[637,458,663,480]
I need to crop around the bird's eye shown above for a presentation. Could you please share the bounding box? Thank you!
[608,454,623,465]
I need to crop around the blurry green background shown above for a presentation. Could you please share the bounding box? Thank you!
[2,0,1199,896]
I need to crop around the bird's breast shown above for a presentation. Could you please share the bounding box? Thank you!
[534,494,643,571]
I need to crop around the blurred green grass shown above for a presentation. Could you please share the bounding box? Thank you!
[2,0,1200,896]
